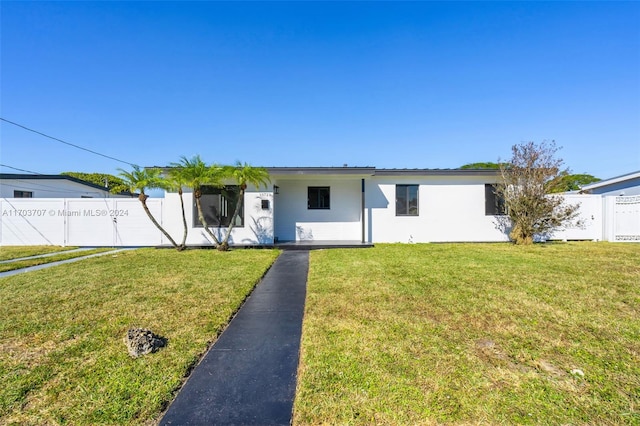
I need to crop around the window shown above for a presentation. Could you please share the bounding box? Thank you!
[308,187,330,209]
[485,184,506,215]
[194,185,243,227]
[14,190,33,198]
[396,185,418,216]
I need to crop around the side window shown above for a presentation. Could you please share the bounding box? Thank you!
[14,190,33,198]
[485,184,506,215]
[308,187,330,209]
[396,185,419,216]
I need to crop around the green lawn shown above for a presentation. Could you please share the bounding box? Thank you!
[294,243,640,425]
[2,243,638,425]
[0,248,280,425]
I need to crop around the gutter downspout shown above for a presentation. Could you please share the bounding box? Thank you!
[361,178,365,243]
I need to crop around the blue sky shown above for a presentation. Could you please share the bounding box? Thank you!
[1,1,639,180]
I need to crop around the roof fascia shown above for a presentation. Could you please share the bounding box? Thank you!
[267,167,376,176]
[373,169,501,177]
[580,170,640,190]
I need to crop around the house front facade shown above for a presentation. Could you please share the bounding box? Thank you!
[4,167,637,246]
[160,167,511,246]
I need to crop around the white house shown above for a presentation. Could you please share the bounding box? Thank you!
[0,174,131,198]
[159,167,510,246]
[2,167,638,246]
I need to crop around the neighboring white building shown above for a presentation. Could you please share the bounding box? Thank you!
[0,174,132,198]
[577,170,640,242]
[579,170,640,196]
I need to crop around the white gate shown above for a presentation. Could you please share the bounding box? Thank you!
[612,196,640,242]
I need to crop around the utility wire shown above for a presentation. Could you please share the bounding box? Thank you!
[1,117,139,168]
[0,163,43,174]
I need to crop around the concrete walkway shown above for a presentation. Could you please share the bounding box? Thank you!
[0,249,128,278]
[159,250,309,425]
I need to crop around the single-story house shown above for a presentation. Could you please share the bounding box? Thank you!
[160,167,511,245]
[0,173,131,198]
[2,167,637,246]
[579,170,640,196]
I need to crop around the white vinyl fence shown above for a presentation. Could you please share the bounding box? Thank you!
[548,194,602,241]
[2,195,639,246]
[605,195,640,242]
[1,198,165,246]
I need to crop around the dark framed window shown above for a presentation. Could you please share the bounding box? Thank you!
[485,184,506,215]
[308,187,330,209]
[14,190,33,198]
[194,185,243,227]
[396,185,418,216]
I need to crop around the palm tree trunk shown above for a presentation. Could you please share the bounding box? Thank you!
[220,189,244,251]
[177,188,188,250]
[195,195,221,246]
[139,195,179,248]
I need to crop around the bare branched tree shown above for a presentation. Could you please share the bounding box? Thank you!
[498,141,580,245]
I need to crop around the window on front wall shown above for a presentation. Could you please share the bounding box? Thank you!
[14,190,33,198]
[396,185,418,216]
[194,185,243,227]
[485,184,507,215]
[308,186,330,209]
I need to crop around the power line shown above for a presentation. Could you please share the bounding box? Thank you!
[0,164,43,174]
[0,117,139,168]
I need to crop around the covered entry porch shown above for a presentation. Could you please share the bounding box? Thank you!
[269,167,374,244]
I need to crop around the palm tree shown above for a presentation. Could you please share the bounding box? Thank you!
[163,170,189,249]
[170,155,225,247]
[118,166,183,250]
[219,162,270,251]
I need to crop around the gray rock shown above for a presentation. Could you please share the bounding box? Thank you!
[125,328,167,358]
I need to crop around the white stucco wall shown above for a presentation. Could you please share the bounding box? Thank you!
[273,178,362,241]
[367,176,510,243]
[162,188,274,246]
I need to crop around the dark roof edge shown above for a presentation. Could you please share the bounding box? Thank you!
[149,166,501,177]
[373,168,501,177]
[266,166,376,175]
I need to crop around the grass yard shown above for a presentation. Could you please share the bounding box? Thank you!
[0,246,79,261]
[0,248,280,425]
[0,248,115,273]
[294,243,640,425]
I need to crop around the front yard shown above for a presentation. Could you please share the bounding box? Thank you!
[0,248,280,424]
[294,243,639,425]
[1,243,638,424]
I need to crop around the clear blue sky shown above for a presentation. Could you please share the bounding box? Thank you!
[2,1,639,180]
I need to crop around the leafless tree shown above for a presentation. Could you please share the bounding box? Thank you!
[497,141,580,245]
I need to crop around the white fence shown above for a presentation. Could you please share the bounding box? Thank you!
[1,195,639,246]
[1,198,165,246]
[606,195,640,242]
